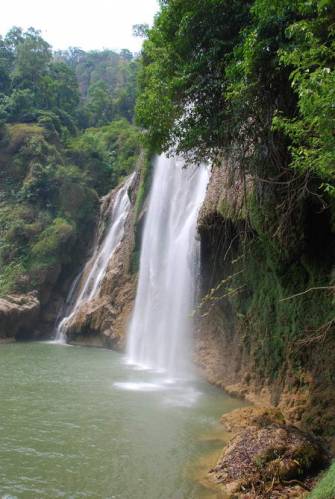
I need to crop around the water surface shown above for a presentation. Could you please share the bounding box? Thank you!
[0,343,243,498]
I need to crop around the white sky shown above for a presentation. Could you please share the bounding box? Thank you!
[0,0,159,53]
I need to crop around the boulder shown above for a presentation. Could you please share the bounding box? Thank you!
[0,293,40,340]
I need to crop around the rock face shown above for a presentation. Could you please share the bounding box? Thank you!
[64,173,140,350]
[208,407,328,498]
[195,159,335,439]
[195,160,252,397]
[0,293,40,341]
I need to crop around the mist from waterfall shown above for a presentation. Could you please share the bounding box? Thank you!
[127,155,209,376]
[55,173,136,343]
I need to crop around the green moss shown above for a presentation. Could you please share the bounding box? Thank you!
[309,463,335,499]
[240,237,334,379]
[0,260,27,295]
[134,152,153,219]
[130,151,153,274]
[30,217,75,266]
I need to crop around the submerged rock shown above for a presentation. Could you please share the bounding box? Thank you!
[0,292,40,340]
[208,407,328,498]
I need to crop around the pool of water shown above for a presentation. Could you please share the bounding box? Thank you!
[0,342,243,498]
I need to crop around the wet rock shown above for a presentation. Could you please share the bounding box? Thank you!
[0,292,40,340]
[65,171,140,349]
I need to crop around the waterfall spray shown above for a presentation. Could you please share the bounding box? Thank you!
[127,155,209,376]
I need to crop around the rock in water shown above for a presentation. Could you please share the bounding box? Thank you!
[0,293,40,340]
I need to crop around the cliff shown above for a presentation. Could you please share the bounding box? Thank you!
[64,171,140,349]
[195,159,335,441]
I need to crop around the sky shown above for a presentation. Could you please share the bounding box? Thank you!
[0,0,159,53]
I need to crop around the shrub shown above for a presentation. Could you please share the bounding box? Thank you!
[30,217,75,265]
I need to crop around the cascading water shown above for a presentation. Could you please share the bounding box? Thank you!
[55,173,136,343]
[127,155,209,377]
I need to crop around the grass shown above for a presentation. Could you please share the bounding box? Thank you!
[309,462,335,499]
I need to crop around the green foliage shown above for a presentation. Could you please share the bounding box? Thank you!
[136,0,251,156]
[0,260,27,295]
[30,217,74,266]
[12,27,51,86]
[136,0,335,187]
[6,123,44,153]
[134,152,153,218]
[0,123,99,296]
[0,27,80,135]
[0,118,140,295]
[309,462,335,499]
[242,239,334,379]
[56,48,138,126]
[0,28,143,298]
[272,1,335,189]
[68,119,141,195]
[85,81,115,127]
[129,151,153,274]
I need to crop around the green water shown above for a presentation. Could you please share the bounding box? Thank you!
[0,342,243,498]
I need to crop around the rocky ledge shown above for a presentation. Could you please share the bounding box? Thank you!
[0,292,40,341]
[208,407,329,498]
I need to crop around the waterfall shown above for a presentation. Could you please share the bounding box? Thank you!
[55,173,136,343]
[127,155,209,376]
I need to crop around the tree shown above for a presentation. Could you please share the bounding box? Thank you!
[0,36,14,93]
[42,62,80,115]
[120,49,133,61]
[85,81,114,126]
[12,28,51,91]
[132,24,149,38]
[135,0,251,157]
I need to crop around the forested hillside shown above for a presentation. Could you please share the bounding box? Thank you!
[0,27,141,299]
[56,47,137,126]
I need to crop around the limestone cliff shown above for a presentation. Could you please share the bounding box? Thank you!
[195,159,335,440]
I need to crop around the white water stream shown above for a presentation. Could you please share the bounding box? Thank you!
[127,155,209,377]
[55,173,136,343]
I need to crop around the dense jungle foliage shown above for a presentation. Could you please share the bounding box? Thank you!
[56,47,137,127]
[0,27,141,296]
[136,0,335,441]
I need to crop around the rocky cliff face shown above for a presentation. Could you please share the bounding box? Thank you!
[195,160,335,440]
[195,161,255,397]
[0,293,40,341]
[64,173,140,350]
